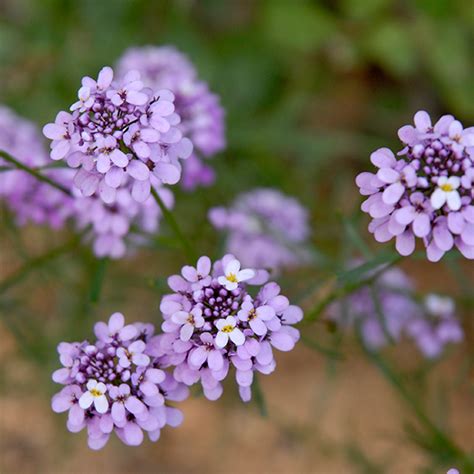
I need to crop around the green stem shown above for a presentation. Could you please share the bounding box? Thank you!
[304,255,402,323]
[358,333,465,459]
[0,236,80,294]
[150,187,196,261]
[0,150,72,196]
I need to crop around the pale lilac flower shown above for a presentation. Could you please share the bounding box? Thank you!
[209,188,311,271]
[237,297,275,336]
[155,255,302,402]
[328,263,463,357]
[116,46,225,190]
[180,255,212,290]
[172,307,205,341]
[117,340,150,368]
[51,313,188,450]
[43,66,192,203]
[217,259,255,291]
[356,110,474,261]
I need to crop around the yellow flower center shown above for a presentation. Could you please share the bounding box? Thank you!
[440,183,453,192]
[221,325,234,333]
[226,273,238,283]
[248,309,257,321]
[187,314,195,324]
[90,388,103,397]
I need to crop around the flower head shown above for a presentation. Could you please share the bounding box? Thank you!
[116,46,225,190]
[51,313,188,450]
[356,111,474,261]
[43,66,192,203]
[155,254,302,402]
[328,263,463,357]
[209,188,311,271]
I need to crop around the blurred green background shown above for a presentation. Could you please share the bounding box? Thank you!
[0,1,473,473]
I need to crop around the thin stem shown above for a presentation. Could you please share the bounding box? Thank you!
[304,255,403,323]
[0,236,80,294]
[0,150,72,196]
[150,187,196,261]
[358,332,465,459]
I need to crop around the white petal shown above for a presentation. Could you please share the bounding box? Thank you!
[79,391,94,410]
[431,188,446,210]
[237,269,255,282]
[215,331,229,348]
[225,259,241,275]
[94,395,109,414]
[446,191,461,211]
[229,328,245,346]
[447,176,460,189]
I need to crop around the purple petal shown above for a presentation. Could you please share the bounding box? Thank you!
[382,182,404,205]
[395,230,415,256]
[128,160,150,180]
[270,331,295,351]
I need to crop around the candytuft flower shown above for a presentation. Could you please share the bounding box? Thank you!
[43,66,192,203]
[155,254,302,402]
[51,312,189,450]
[328,263,463,357]
[209,188,311,271]
[217,259,255,290]
[116,46,225,191]
[356,110,474,261]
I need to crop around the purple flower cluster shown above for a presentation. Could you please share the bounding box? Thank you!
[0,105,174,259]
[74,186,173,259]
[0,106,76,228]
[209,188,310,271]
[52,312,188,450]
[116,46,225,190]
[154,255,302,401]
[356,111,474,261]
[43,66,192,203]
[328,265,463,358]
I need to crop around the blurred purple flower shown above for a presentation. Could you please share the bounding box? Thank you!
[356,110,474,261]
[406,294,463,358]
[328,264,463,357]
[74,184,174,259]
[43,66,192,203]
[209,188,311,272]
[0,106,76,228]
[51,312,188,450]
[116,46,225,190]
[154,254,302,402]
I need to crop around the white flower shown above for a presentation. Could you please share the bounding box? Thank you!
[215,316,245,348]
[425,294,455,317]
[79,379,109,414]
[217,259,255,291]
[430,176,461,211]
